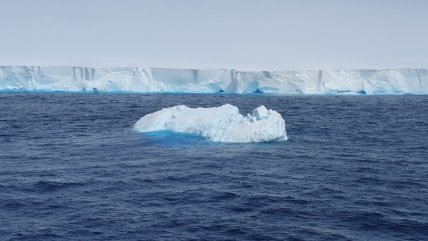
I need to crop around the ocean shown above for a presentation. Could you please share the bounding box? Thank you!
[1,93,427,240]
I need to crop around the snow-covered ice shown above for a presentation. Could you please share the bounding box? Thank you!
[133,104,287,143]
[1,66,427,94]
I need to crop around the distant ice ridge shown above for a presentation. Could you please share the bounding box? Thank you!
[1,66,428,94]
[133,104,287,143]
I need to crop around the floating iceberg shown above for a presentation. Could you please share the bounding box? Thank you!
[0,66,427,94]
[133,104,287,143]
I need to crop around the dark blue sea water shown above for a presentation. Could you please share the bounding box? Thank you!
[1,93,427,241]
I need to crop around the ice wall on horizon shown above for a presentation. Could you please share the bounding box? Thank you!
[0,66,427,94]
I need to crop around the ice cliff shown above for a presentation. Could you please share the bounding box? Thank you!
[1,66,427,94]
[133,104,287,143]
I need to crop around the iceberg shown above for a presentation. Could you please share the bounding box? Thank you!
[1,66,427,94]
[133,104,287,143]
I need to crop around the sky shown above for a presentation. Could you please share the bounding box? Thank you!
[0,0,427,70]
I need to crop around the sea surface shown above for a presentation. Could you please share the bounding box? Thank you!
[0,93,427,241]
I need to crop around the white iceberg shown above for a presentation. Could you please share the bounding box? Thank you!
[133,104,287,143]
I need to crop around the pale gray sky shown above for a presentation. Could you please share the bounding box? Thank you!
[0,0,427,70]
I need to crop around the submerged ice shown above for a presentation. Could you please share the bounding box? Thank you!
[1,66,428,94]
[133,104,287,143]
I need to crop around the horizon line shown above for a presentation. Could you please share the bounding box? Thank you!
[1,65,428,72]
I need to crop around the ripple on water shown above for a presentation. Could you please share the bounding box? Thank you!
[0,93,427,240]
